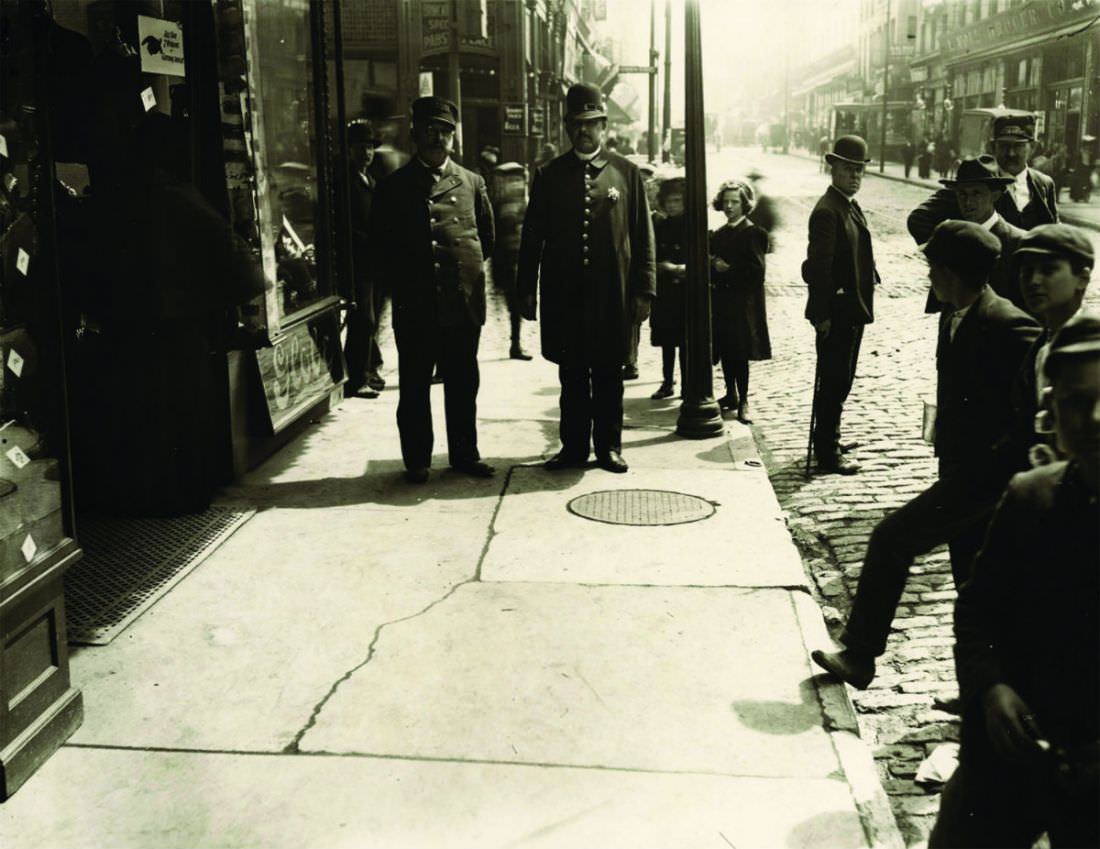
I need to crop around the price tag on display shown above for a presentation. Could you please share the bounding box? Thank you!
[21,534,37,563]
[16,247,30,276]
[6,445,30,469]
[141,87,156,112]
[6,348,24,378]
[0,134,8,158]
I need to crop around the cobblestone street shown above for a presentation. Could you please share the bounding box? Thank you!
[711,148,1100,845]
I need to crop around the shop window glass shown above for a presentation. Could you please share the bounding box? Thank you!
[254,0,327,322]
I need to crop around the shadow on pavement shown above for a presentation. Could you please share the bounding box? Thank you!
[730,677,822,735]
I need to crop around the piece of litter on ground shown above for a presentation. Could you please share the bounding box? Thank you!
[915,741,960,788]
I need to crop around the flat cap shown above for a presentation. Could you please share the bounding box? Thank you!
[1044,311,1100,377]
[1014,223,1095,267]
[921,219,1002,280]
[411,96,458,128]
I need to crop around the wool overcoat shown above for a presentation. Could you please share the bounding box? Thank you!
[516,149,656,366]
[801,185,879,327]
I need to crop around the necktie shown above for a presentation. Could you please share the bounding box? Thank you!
[851,201,867,228]
[948,310,965,342]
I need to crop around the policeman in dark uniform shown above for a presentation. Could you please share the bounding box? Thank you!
[369,96,495,484]
[517,82,656,473]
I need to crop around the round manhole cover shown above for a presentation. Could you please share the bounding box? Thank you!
[566,489,716,526]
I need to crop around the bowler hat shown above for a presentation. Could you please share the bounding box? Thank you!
[940,155,1013,188]
[1044,311,1100,378]
[825,135,871,165]
[411,96,459,128]
[921,219,1001,281]
[1014,223,1095,267]
[347,119,381,146]
[992,113,1036,143]
[565,82,606,121]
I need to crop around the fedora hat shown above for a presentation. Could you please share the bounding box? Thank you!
[347,119,381,146]
[940,155,1013,188]
[565,82,606,121]
[825,135,870,165]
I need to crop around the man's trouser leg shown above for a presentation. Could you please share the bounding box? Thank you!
[394,325,436,470]
[840,473,1000,658]
[813,321,863,460]
[344,278,375,390]
[929,754,1046,848]
[590,364,625,457]
[625,320,641,369]
[440,323,482,466]
[558,365,593,459]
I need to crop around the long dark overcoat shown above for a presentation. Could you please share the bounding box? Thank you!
[649,213,686,347]
[709,220,771,361]
[516,149,655,367]
[801,185,878,327]
[370,158,494,332]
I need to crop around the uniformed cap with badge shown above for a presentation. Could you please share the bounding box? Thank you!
[991,113,1036,143]
[565,82,607,121]
[411,96,459,128]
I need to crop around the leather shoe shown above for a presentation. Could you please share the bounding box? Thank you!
[344,383,379,399]
[817,455,860,475]
[811,648,875,690]
[597,450,629,473]
[545,451,588,471]
[404,467,430,484]
[932,694,962,715]
[651,382,675,400]
[736,400,753,424]
[509,345,533,361]
[453,460,495,478]
[717,394,739,411]
[366,372,386,391]
[839,440,860,454]
[622,365,639,380]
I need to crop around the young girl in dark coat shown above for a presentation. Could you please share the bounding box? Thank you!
[709,179,772,423]
[649,176,687,399]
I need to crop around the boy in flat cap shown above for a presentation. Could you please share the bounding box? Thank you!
[908,111,1058,246]
[369,96,495,484]
[517,82,656,474]
[930,312,1100,849]
[802,135,880,475]
[1010,223,1094,462]
[813,220,1039,690]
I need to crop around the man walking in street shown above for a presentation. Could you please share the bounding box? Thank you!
[518,82,656,474]
[369,96,496,484]
[929,313,1100,849]
[812,221,1039,690]
[907,112,1058,245]
[802,135,879,476]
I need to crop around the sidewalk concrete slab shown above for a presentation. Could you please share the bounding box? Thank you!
[301,582,833,779]
[67,503,485,752]
[482,466,806,586]
[0,747,868,849]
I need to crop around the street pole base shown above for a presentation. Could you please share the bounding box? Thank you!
[675,396,724,439]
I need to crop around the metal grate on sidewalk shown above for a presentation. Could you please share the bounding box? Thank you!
[567,489,716,526]
[64,506,254,645]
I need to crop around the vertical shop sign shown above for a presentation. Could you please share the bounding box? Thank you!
[529,103,545,137]
[503,104,525,135]
[137,16,186,77]
[421,2,452,54]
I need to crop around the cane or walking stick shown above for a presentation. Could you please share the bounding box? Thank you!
[805,351,821,479]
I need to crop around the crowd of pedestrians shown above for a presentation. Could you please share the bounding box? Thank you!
[344,90,1096,844]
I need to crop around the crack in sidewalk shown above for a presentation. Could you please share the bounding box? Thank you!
[283,466,516,754]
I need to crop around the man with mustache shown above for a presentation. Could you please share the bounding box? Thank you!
[517,82,655,473]
[908,112,1058,246]
[369,96,495,484]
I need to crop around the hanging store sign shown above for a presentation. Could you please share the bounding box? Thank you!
[255,311,343,432]
[503,104,525,135]
[529,103,545,137]
[421,2,452,55]
[137,15,186,77]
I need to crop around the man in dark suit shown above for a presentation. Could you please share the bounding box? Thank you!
[907,112,1058,245]
[369,96,495,484]
[930,312,1099,849]
[802,135,879,475]
[343,118,381,399]
[812,221,1040,689]
[518,82,656,473]
[939,155,1028,312]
